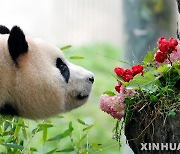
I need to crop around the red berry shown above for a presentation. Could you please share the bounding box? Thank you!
[114,82,122,93]
[158,40,169,53]
[123,74,133,82]
[169,40,178,48]
[132,65,143,76]
[115,85,120,93]
[114,67,125,77]
[124,69,133,76]
[173,48,177,52]
[154,51,167,63]
[158,37,165,44]
[169,38,178,46]
[122,69,134,82]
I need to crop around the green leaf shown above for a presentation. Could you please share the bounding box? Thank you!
[173,61,180,75]
[30,147,38,152]
[70,56,85,59]
[48,122,73,141]
[14,118,23,138]
[60,45,72,51]
[110,71,127,86]
[126,72,159,92]
[83,125,94,131]
[3,143,24,150]
[32,127,39,135]
[74,134,87,148]
[150,95,158,103]
[56,147,74,152]
[103,91,116,96]
[55,115,64,118]
[22,128,27,139]
[43,127,47,144]
[46,148,57,154]
[0,126,2,135]
[124,98,134,105]
[91,143,102,151]
[77,119,88,126]
[155,64,170,73]
[167,109,176,118]
[38,123,53,128]
[143,51,155,65]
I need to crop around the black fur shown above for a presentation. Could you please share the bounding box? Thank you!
[0,103,19,116]
[177,0,180,14]
[56,58,70,83]
[177,22,180,41]
[8,26,28,64]
[0,25,10,34]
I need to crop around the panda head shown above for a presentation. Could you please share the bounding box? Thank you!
[0,25,94,119]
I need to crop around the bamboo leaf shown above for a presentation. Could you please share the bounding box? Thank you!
[38,123,53,128]
[43,127,47,144]
[46,148,57,154]
[30,147,38,152]
[56,147,74,152]
[77,119,88,126]
[14,118,23,138]
[60,45,72,51]
[3,143,24,150]
[48,122,73,141]
[22,128,27,139]
[70,56,85,59]
[91,143,102,151]
[83,125,94,131]
[75,134,87,148]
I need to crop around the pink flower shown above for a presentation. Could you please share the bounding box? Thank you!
[125,89,136,97]
[99,92,126,120]
[170,45,180,62]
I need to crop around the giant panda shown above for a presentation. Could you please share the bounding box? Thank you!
[0,25,94,120]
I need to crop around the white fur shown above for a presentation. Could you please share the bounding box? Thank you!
[0,34,94,119]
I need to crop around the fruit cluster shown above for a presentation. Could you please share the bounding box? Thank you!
[155,37,178,63]
[114,65,143,93]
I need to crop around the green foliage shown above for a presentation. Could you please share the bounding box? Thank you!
[126,72,159,92]
[143,51,155,65]
[124,59,180,126]
[103,91,116,96]
[0,117,98,153]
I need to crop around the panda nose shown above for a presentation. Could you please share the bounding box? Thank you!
[88,77,94,84]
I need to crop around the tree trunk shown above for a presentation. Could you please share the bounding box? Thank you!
[125,109,180,154]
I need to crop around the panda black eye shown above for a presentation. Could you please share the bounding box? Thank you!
[56,58,70,83]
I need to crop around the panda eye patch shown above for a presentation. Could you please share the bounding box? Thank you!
[56,58,70,83]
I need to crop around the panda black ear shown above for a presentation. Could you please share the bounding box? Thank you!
[8,26,28,64]
[0,25,10,34]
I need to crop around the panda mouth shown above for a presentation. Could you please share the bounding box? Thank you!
[76,93,89,100]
